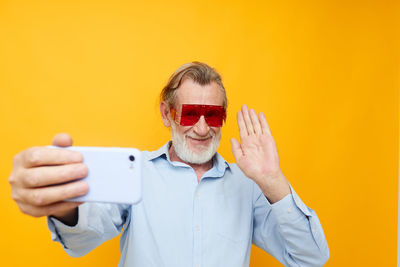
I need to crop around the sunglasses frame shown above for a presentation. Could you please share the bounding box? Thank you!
[170,104,226,127]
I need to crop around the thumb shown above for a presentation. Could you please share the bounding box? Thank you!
[52,133,73,147]
[230,138,243,162]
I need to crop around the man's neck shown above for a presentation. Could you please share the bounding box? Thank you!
[168,144,213,183]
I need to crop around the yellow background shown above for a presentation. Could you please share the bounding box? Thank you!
[0,0,399,266]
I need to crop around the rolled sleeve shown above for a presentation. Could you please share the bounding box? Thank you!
[47,203,129,257]
[271,193,309,223]
[253,183,329,266]
[273,187,329,255]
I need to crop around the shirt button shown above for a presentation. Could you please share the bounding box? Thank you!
[194,225,200,231]
[195,265,200,267]
[195,192,199,197]
[287,208,292,213]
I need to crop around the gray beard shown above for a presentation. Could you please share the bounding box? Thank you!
[170,122,221,165]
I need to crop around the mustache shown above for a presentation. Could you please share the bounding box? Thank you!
[185,132,215,140]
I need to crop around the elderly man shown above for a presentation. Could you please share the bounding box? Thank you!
[9,62,329,266]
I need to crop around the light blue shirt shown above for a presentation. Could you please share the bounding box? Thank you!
[48,142,329,266]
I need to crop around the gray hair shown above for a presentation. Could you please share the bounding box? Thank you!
[160,62,227,109]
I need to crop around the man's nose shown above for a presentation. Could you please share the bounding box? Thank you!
[193,116,210,136]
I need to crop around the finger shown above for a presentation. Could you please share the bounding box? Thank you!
[249,109,262,135]
[16,180,88,207]
[230,138,243,161]
[22,146,83,168]
[237,110,248,140]
[20,163,88,188]
[241,105,255,135]
[259,112,272,135]
[52,133,73,147]
[18,201,81,218]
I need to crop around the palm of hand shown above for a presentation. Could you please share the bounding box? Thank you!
[231,105,281,184]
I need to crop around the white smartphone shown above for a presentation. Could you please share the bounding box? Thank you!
[49,146,142,205]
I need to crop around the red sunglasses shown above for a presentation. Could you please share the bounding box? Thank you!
[170,104,226,127]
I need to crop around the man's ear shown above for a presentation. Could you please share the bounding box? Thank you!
[160,101,171,127]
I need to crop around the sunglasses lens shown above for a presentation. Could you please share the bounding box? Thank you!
[180,105,201,126]
[204,106,225,127]
[178,104,226,127]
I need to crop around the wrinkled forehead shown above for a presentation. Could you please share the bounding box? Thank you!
[175,79,224,108]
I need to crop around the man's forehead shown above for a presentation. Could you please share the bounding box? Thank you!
[175,79,224,106]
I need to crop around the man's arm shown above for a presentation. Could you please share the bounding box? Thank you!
[252,182,329,266]
[47,202,129,257]
[231,105,329,265]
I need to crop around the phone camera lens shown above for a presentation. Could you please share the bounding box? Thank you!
[129,155,135,162]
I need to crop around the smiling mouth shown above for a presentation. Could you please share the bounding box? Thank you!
[186,136,212,142]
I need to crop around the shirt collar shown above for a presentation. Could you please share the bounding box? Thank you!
[144,141,172,162]
[144,141,230,175]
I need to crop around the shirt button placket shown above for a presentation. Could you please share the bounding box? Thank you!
[193,189,201,267]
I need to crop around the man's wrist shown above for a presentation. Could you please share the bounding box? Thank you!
[257,172,291,204]
[50,207,79,226]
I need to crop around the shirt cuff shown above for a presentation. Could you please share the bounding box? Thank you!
[47,204,89,248]
[270,185,312,223]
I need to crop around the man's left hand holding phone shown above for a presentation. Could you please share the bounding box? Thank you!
[8,133,142,226]
[9,133,87,226]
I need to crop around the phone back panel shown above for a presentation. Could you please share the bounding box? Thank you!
[60,146,142,205]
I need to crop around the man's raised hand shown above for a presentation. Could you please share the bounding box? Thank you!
[230,105,290,203]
